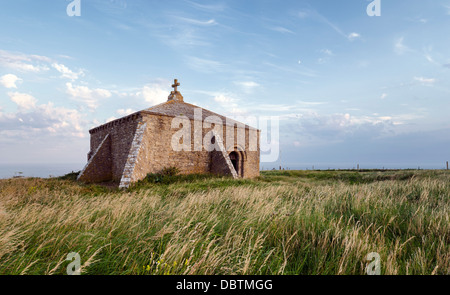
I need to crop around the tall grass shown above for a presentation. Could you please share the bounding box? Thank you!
[0,170,448,275]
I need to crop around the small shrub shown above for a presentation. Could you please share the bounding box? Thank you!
[142,167,181,185]
[160,167,180,177]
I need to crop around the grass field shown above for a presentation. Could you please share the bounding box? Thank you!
[0,169,448,275]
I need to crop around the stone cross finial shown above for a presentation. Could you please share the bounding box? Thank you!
[168,78,184,102]
[172,79,180,92]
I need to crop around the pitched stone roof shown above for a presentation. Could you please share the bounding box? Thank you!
[141,99,257,130]
[89,80,258,133]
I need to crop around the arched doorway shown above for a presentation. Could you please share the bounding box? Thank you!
[229,151,239,174]
[229,150,245,177]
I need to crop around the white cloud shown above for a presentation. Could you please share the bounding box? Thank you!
[424,54,437,65]
[5,62,43,72]
[57,55,74,60]
[139,84,170,106]
[105,116,117,124]
[0,50,51,73]
[116,108,136,116]
[414,77,436,85]
[381,93,388,100]
[0,101,86,139]
[284,112,398,145]
[52,63,84,80]
[8,92,37,110]
[214,94,235,104]
[0,74,22,88]
[348,32,361,41]
[422,46,441,66]
[211,93,248,116]
[237,81,259,88]
[66,83,112,110]
[228,107,249,116]
[196,91,244,116]
[114,80,172,108]
[38,102,84,137]
[234,81,260,93]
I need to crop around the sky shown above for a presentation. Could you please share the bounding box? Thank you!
[0,0,450,172]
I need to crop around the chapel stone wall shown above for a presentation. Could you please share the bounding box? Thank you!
[130,113,260,182]
[88,114,143,181]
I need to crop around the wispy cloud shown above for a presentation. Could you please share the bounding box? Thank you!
[319,15,348,39]
[157,27,213,48]
[184,1,226,12]
[424,53,438,65]
[186,56,225,73]
[174,16,218,26]
[0,50,51,73]
[317,49,335,64]
[296,100,327,106]
[422,46,441,66]
[234,81,260,93]
[394,37,413,55]
[445,5,450,15]
[283,112,398,145]
[296,9,360,42]
[321,49,334,56]
[263,62,317,78]
[297,10,309,19]
[414,77,436,85]
[271,26,295,34]
[90,0,128,15]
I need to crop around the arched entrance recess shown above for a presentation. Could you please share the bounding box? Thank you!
[229,147,246,177]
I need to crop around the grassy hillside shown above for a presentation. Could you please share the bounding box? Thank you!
[0,170,448,275]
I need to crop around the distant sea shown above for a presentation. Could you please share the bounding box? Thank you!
[0,163,84,179]
[0,162,447,180]
[261,163,447,171]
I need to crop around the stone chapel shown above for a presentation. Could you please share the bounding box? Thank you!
[77,79,260,188]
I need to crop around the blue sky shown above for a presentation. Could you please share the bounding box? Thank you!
[0,0,450,170]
